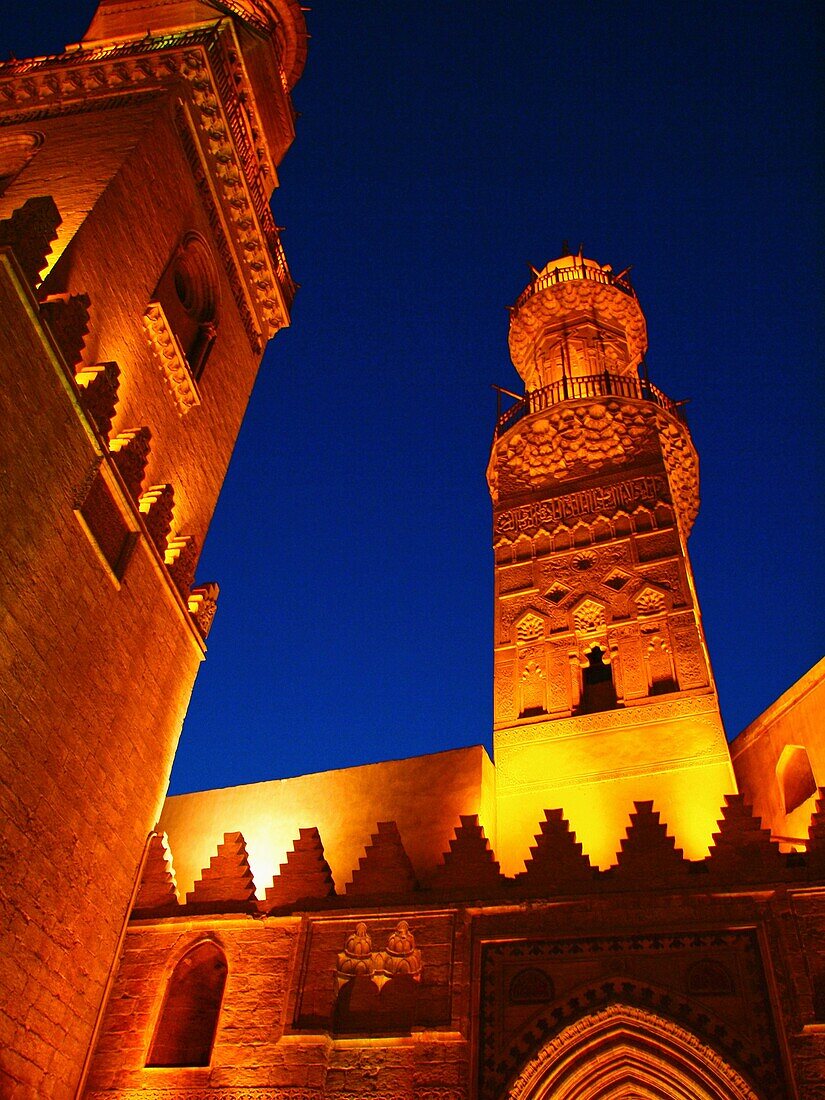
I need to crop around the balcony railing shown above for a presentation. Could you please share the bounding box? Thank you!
[513,261,636,313]
[494,370,686,437]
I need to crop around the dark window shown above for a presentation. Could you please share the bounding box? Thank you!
[147,942,227,1067]
[154,232,219,381]
[813,971,825,1021]
[579,646,617,714]
[776,745,817,814]
[77,471,134,580]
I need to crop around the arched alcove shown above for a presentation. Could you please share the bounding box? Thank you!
[153,232,221,381]
[147,940,227,1067]
[579,645,617,714]
[507,1003,760,1100]
[0,131,44,196]
[775,744,817,814]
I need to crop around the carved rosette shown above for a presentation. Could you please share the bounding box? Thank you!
[143,301,201,416]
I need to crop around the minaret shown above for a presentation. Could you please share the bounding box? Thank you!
[0,1,306,1094]
[488,251,737,874]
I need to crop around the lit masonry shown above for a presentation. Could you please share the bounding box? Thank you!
[488,252,737,872]
[1,0,824,1096]
[0,0,307,1095]
[82,259,825,1096]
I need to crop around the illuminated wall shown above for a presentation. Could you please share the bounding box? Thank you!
[159,744,497,897]
[0,1,307,1094]
[732,656,825,848]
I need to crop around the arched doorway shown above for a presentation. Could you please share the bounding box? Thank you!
[507,1004,760,1100]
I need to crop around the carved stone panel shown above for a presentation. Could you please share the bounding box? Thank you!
[494,660,517,722]
[612,625,647,700]
[670,612,710,690]
[478,931,784,1100]
[294,913,454,1034]
[545,643,572,714]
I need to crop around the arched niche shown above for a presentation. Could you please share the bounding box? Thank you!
[507,1003,760,1100]
[0,131,44,196]
[775,744,817,814]
[147,940,227,1067]
[153,231,221,381]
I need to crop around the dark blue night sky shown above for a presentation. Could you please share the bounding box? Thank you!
[5,2,823,793]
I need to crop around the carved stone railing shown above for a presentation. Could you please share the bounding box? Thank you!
[513,261,636,313]
[495,370,685,438]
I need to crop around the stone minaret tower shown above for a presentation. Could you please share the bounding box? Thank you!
[0,1,306,1094]
[488,252,737,874]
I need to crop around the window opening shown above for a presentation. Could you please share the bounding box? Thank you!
[579,646,617,714]
[147,941,227,1067]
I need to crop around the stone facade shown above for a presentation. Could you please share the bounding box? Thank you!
[0,1,307,1095]
[84,797,825,1098]
[1,2,823,1099]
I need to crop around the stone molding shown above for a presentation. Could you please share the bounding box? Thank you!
[487,400,698,534]
[143,301,201,416]
[494,691,721,751]
[507,1003,761,1100]
[0,21,293,344]
[86,1092,320,1099]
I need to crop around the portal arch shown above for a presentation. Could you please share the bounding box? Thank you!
[507,1003,759,1100]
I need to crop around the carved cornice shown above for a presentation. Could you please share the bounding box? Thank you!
[494,690,722,752]
[143,301,201,415]
[0,22,293,343]
[86,1092,320,1100]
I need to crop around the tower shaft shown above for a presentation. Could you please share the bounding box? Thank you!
[488,255,736,874]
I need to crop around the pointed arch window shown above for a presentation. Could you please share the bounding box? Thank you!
[147,941,227,1067]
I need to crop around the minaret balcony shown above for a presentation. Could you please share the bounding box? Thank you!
[512,257,636,313]
[495,369,685,438]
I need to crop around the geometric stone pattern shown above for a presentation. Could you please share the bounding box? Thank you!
[186,831,257,911]
[132,833,178,915]
[84,868,825,1098]
[265,827,336,910]
[478,930,784,1100]
[0,194,61,286]
[346,820,418,898]
[487,400,699,535]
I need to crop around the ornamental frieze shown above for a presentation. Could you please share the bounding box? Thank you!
[487,400,699,533]
[495,473,666,537]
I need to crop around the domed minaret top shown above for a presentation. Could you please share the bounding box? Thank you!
[508,248,648,393]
